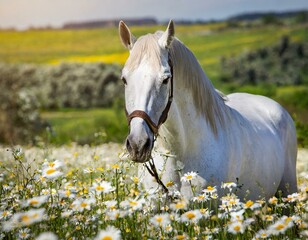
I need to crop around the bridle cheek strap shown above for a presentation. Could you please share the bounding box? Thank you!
[126,54,173,137]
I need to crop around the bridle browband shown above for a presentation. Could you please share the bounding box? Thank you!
[125,54,174,137]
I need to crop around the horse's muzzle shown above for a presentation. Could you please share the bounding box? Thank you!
[125,134,153,163]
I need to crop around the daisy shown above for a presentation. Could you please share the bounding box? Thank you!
[283,192,301,202]
[170,199,188,212]
[200,208,211,219]
[230,209,245,222]
[35,232,58,240]
[58,189,76,199]
[221,194,241,211]
[180,171,198,182]
[221,182,237,191]
[105,210,122,221]
[263,214,276,222]
[203,186,217,195]
[23,195,49,208]
[174,233,188,240]
[72,198,96,212]
[0,210,12,220]
[2,208,45,231]
[94,225,121,240]
[92,180,114,194]
[120,197,145,211]
[150,213,171,228]
[268,221,288,235]
[268,216,294,236]
[42,167,63,180]
[18,228,31,239]
[268,196,278,205]
[104,200,118,210]
[193,194,209,202]
[243,200,261,210]
[181,210,202,223]
[253,229,270,239]
[42,159,63,169]
[227,220,246,235]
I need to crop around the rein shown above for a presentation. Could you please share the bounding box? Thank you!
[144,158,169,193]
[125,54,174,193]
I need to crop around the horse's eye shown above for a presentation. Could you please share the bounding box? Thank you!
[162,77,170,85]
[121,77,127,85]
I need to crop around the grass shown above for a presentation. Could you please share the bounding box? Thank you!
[40,108,127,145]
[0,146,307,239]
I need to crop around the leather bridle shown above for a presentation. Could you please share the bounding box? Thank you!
[125,54,174,137]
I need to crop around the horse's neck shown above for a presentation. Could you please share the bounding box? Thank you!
[158,82,220,158]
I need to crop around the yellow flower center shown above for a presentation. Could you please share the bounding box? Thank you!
[197,195,205,200]
[275,224,286,230]
[207,186,214,191]
[186,212,196,219]
[245,200,254,207]
[156,216,163,223]
[176,235,185,240]
[186,175,193,180]
[129,201,138,206]
[233,225,241,232]
[102,236,112,240]
[96,186,105,191]
[175,202,185,209]
[29,199,39,205]
[132,177,139,184]
[21,215,30,224]
[112,164,119,169]
[46,168,56,175]
[80,202,88,208]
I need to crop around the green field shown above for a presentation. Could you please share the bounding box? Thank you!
[41,108,127,145]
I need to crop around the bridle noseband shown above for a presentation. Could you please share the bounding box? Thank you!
[125,54,174,137]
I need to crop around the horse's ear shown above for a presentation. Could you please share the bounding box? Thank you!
[158,20,175,49]
[119,21,136,50]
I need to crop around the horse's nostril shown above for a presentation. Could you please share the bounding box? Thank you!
[144,138,151,150]
[126,138,132,152]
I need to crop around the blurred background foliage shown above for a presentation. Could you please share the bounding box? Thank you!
[0,13,307,147]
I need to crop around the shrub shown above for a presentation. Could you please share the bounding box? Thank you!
[0,62,123,144]
[220,37,308,87]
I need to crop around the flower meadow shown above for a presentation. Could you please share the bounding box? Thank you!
[0,145,308,240]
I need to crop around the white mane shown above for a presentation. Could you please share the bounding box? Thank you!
[126,31,230,134]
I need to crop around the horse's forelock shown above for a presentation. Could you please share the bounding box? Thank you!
[124,33,163,72]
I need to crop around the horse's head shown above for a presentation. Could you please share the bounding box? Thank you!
[119,20,175,163]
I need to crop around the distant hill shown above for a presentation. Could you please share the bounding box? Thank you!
[228,10,308,21]
[62,18,157,29]
[61,10,307,29]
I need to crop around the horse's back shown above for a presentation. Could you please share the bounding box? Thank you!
[226,92,297,196]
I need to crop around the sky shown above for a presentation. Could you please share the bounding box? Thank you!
[0,0,307,30]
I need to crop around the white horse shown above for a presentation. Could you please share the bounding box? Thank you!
[119,20,297,200]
